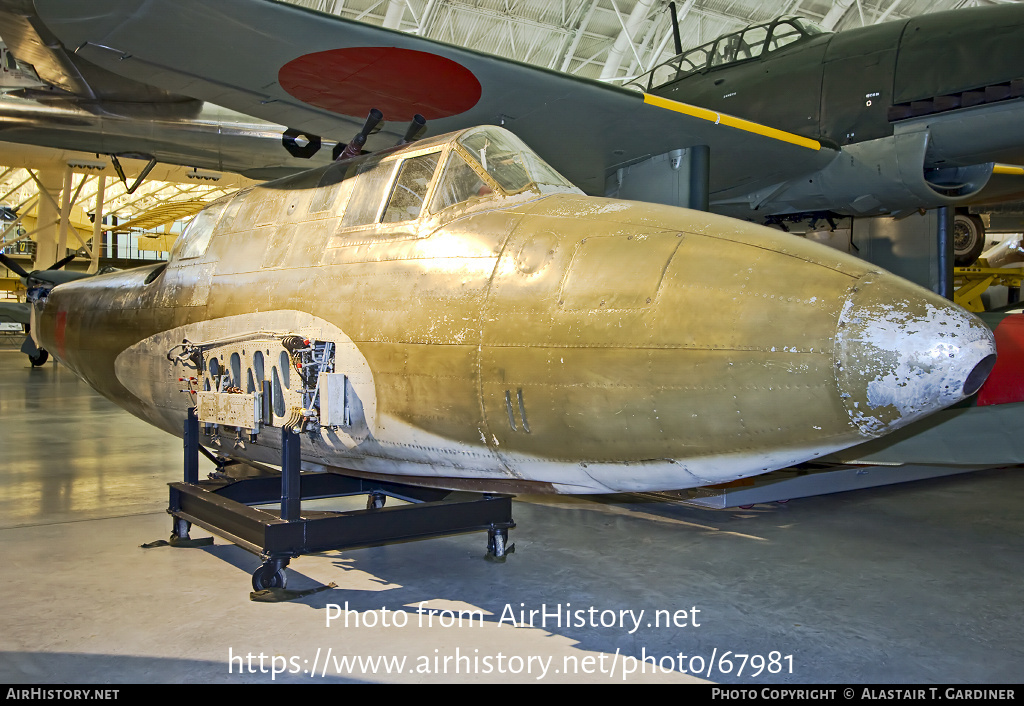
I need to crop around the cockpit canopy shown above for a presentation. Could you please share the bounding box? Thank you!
[170,126,581,261]
[624,17,828,93]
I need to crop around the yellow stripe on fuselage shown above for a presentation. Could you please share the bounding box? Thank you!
[993,164,1024,176]
[643,93,822,151]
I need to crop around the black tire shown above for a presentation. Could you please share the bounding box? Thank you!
[171,518,192,541]
[252,563,288,591]
[953,213,986,266]
[491,531,505,558]
[28,349,48,367]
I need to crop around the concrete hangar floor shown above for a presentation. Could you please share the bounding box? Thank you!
[1,347,1022,685]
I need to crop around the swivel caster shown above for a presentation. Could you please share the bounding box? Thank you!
[486,526,514,562]
[171,517,192,541]
[366,492,386,510]
[252,560,289,591]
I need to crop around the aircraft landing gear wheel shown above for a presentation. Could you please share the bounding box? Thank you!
[252,561,288,591]
[28,349,48,367]
[953,212,986,266]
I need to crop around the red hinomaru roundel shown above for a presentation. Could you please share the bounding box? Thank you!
[278,47,482,121]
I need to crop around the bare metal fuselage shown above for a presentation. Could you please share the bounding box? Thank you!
[36,128,996,493]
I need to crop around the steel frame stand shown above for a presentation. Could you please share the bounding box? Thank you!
[169,408,515,590]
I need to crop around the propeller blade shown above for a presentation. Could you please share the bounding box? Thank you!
[0,253,30,278]
[47,253,77,271]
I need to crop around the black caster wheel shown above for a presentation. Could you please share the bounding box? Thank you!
[28,349,49,367]
[486,527,514,562]
[252,562,288,591]
[171,517,192,541]
[366,492,386,510]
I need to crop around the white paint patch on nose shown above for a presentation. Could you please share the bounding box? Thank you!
[859,301,997,414]
[834,276,997,437]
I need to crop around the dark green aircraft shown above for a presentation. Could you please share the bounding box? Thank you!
[631,9,1023,155]
[622,6,1024,230]
[3,0,1023,232]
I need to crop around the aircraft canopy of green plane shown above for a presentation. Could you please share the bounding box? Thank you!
[624,17,830,93]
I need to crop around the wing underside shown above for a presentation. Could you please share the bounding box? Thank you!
[32,0,836,197]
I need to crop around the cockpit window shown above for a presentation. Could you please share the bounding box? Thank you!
[523,148,579,192]
[429,152,490,213]
[340,159,395,228]
[679,46,711,75]
[649,60,681,89]
[382,152,440,223]
[213,188,251,234]
[793,18,827,36]
[710,35,740,67]
[459,129,532,193]
[457,127,578,195]
[171,197,229,260]
[768,21,803,51]
[738,26,768,61]
[634,16,828,90]
[315,126,583,231]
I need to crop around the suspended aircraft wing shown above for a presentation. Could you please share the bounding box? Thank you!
[29,0,837,198]
[0,300,29,325]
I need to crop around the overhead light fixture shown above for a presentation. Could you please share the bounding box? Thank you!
[67,159,108,170]
[187,168,221,181]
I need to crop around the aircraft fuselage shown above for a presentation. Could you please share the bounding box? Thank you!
[649,6,1024,155]
[34,127,997,493]
[624,5,1024,217]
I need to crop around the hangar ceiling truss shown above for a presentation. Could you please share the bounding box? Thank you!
[0,166,237,234]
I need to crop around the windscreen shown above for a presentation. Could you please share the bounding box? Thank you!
[171,197,229,260]
[457,127,579,195]
[429,151,490,213]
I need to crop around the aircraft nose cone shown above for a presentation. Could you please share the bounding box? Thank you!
[835,274,997,436]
